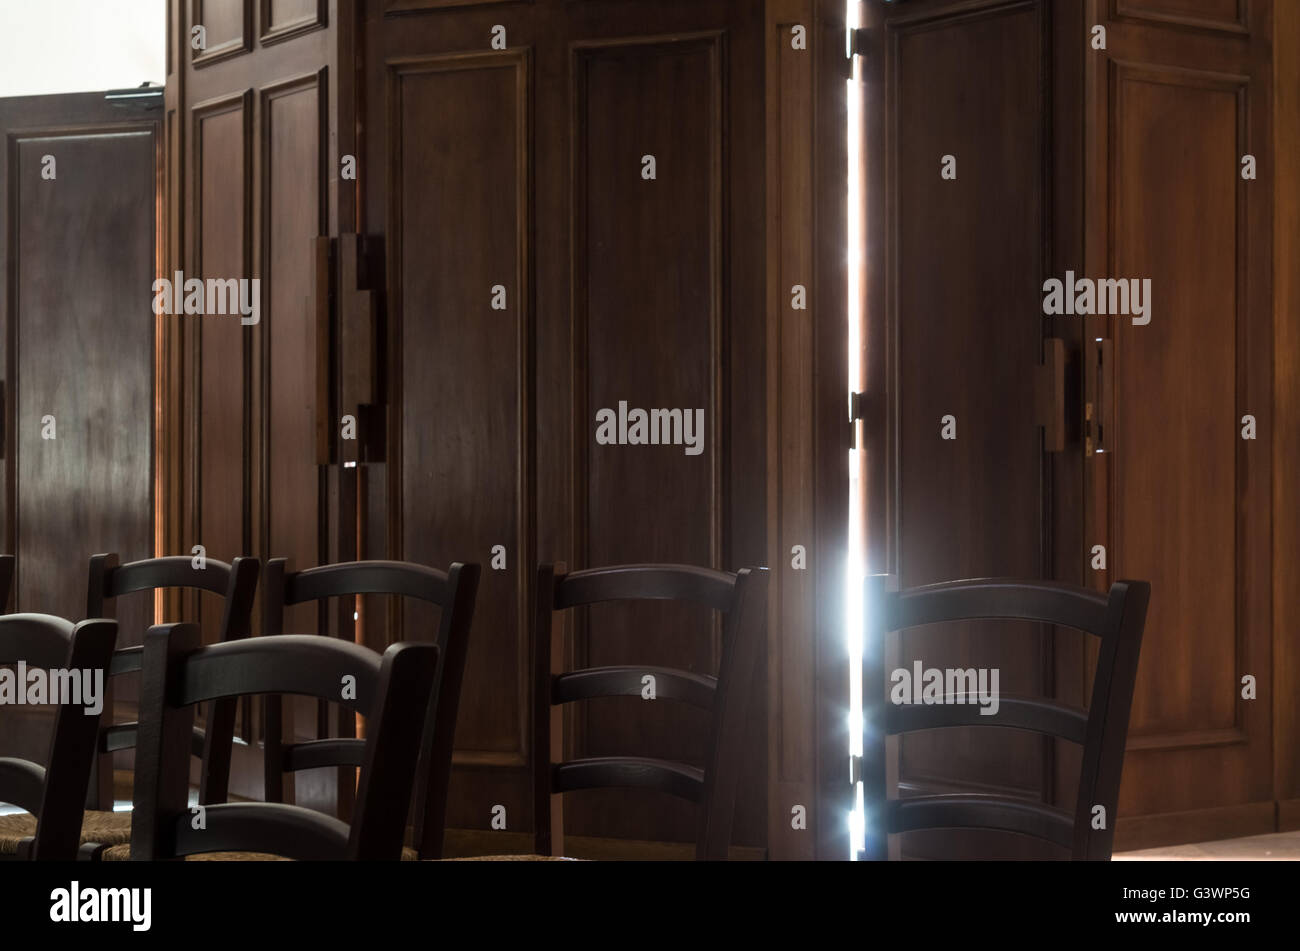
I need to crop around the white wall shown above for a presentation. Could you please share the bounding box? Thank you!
[0,0,165,98]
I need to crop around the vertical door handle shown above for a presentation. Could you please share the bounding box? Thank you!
[1085,337,1113,455]
[313,236,335,465]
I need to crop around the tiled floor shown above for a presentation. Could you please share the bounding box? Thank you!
[1117,831,1300,861]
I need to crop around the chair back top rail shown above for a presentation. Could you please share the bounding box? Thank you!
[882,577,1112,635]
[885,695,1089,744]
[273,558,453,607]
[0,612,78,668]
[178,634,384,714]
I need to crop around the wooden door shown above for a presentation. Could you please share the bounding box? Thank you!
[0,92,159,776]
[858,0,1083,859]
[859,0,1280,854]
[1084,0,1275,850]
[164,0,340,805]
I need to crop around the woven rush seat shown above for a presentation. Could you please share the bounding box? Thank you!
[103,842,420,861]
[0,810,131,854]
[438,854,581,861]
[102,844,294,861]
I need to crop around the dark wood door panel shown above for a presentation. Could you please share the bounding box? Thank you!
[0,94,158,782]
[387,50,530,770]
[885,1,1050,810]
[1086,1,1274,847]
[12,130,156,626]
[574,36,722,843]
[1100,63,1272,822]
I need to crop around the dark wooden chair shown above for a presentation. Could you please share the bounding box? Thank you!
[85,553,260,812]
[859,575,1150,861]
[534,563,768,861]
[261,558,480,859]
[124,622,438,860]
[0,614,116,860]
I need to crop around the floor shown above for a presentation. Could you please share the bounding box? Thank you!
[1116,831,1300,861]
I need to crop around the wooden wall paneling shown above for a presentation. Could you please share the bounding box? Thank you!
[384,49,533,805]
[1087,0,1275,850]
[569,31,723,846]
[172,0,340,804]
[766,0,817,862]
[360,0,772,853]
[1111,0,1248,35]
[192,0,254,68]
[1274,0,1300,833]
[261,0,328,46]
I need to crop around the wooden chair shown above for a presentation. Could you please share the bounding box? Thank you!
[261,558,480,859]
[85,554,260,812]
[534,563,767,861]
[859,575,1150,861]
[0,614,116,860]
[124,622,438,860]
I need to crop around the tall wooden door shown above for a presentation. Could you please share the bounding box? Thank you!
[164,0,341,805]
[858,0,1083,859]
[858,0,1279,854]
[0,91,159,776]
[1085,0,1275,850]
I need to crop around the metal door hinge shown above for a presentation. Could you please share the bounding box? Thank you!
[849,391,868,450]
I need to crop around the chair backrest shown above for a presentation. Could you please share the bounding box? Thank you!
[534,563,767,860]
[84,553,260,808]
[0,554,14,612]
[261,558,480,858]
[130,623,438,860]
[0,613,116,859]
[860,575,1150,861]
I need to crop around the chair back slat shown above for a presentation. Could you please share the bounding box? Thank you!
[861,573,1149,861]
[535,562,767,861]
[179,635,382,714]
[887,795,1076,850]
[0,614,117,860]
[888,579,1110,634]
[886,696,1089,744]
[555,564,737,612]
[283,738,365,772]
[552,757,705,802]
[261,557,480,860]
[131,623,437,860]
[553,666,716,709]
